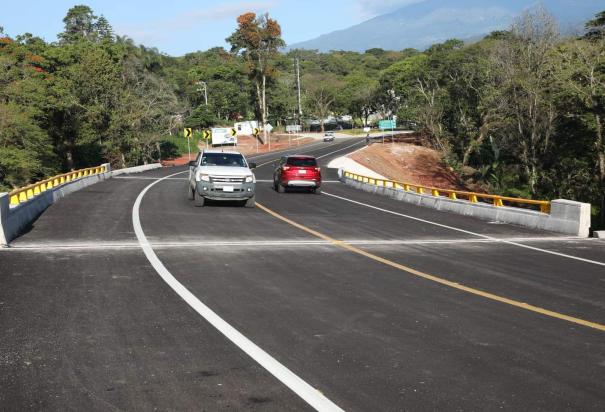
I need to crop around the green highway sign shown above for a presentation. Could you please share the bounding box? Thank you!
[378,120,396,130]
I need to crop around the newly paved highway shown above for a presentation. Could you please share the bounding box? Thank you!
[1,137,604,411]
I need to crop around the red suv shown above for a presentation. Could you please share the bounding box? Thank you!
[273,155,322,194]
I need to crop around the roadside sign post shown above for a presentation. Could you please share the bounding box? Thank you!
[184,128,192,160]
[265,123,273,151]
[379,120,396,145]
[253,127,260,153]
[202,129,211,149]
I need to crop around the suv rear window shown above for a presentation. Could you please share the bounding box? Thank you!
[286,157,317,167]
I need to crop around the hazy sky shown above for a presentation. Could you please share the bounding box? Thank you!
[0,0,411,55]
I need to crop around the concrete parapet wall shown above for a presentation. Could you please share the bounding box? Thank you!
[0,163,162,246]
[341,174,591,238]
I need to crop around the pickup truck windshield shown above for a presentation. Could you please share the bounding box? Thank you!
[201,153,247,167]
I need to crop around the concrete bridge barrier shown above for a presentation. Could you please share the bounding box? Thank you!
[339,169,591,237]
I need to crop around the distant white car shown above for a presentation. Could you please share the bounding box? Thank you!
[323,132,335,142]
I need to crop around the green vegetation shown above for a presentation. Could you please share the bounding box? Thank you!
[1,5,604,226]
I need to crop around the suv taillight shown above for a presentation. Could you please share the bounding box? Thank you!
[314,167,321,172]
[282,165,290,171]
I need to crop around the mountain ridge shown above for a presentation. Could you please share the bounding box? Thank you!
[288,0,604,52]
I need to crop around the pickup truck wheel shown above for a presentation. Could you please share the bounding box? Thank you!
[187,184,194,200]
[194,190,205,207]
[277,183,285,193]
[244,196,256,208]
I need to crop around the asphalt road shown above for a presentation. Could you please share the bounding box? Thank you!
[1,137,604,411]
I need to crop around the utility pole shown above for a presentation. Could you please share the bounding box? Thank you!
[196,81,208,105]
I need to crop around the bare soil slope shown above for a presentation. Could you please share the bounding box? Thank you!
[350,143,467,190]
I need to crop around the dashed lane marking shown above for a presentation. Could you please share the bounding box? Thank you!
[322,191,605,267]
[132,171,344,412]
[257,202,605,333]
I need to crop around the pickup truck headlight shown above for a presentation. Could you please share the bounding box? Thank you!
[196,171,210,182]
[245,175,255,183]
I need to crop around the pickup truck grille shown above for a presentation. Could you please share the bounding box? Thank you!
[210,176,246,183]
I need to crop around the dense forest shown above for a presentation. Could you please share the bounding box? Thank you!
[1,5,604,226]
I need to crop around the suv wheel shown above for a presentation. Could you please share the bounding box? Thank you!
[194,190,205,207]
[244,196,256,208]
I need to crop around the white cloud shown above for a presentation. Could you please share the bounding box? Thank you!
[355,0,426,18]
[115,1,276,43]
[160,1,277,31]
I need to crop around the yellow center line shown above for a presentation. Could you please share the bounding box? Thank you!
[256,202,605,333]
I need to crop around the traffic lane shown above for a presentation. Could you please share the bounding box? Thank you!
[356,240,605,324]
[152,245,605,411]
[138,178,318,243]
[9,175,159,246]
[255,182,547,242]
[321,182,571,239]
[256,182,605,325]
[0,249,309,411]
[251,139,364,181]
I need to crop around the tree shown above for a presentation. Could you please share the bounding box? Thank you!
[227,12,285,143]
[58,5,98,43]
[303,73,343,132]
[490,7,560,195]
[186,105,217,129]
[584,10,605,40]
[95,15,114,42]
[342,73,378,126]
[556,30,605,224]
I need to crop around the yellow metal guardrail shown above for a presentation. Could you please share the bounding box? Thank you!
[8,165,108,207]
[344,171,551,214]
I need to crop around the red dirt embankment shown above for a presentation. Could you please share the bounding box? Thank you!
[162,134,315,166]
[350,143,467,190]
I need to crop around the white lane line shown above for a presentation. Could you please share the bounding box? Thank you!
[323,191,605,267]
[315,141,365,160]
[114,176,187,180]
[6,236,592,251]
[132,171,344,412]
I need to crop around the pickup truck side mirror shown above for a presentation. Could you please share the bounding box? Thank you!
[188,161,197,167]
[248,162,257,169]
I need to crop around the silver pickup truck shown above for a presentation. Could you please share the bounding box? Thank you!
[187,149,256,207]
